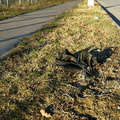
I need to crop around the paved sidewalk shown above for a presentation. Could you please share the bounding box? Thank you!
[0,0,81,57]
[97,0,120,27]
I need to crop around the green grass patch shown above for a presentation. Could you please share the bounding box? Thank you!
[0,0,120,119]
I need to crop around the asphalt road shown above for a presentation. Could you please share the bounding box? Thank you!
[0,0,81,57]
[97,0,120,26]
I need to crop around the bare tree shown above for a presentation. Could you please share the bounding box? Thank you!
[19,0,22,5]
[7,0,10,7]
[35,0,38,3]
[31,0,33,4]
[27,0,30,4]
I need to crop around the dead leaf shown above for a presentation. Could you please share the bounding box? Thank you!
[40,109,52,118]
[68,78,75,82]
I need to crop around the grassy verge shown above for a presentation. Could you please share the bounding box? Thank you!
[0,0,120,119]
[0,0,72,20]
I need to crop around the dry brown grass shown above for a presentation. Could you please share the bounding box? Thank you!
[0,0,120,119]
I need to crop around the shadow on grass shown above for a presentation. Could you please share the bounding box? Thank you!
[97,2,120,26]
[71,108,97,120]
[57,47,118,97]
[90,47,116,63]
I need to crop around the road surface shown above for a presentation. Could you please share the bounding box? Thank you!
[97,0,120,26]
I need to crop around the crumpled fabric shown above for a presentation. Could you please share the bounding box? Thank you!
[56,49,97,73]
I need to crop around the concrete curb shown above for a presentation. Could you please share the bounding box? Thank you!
[96,0,120,29]
[0,0,82,58]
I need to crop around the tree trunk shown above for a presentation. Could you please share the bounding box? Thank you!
[19,0,22,5]
[28,0,30,4]
[7,0,10,7]
[35,0,38,3]
[31,0,33,4]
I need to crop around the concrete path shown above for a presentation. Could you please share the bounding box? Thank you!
[97,0,120,26]
[0,0,81,57]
